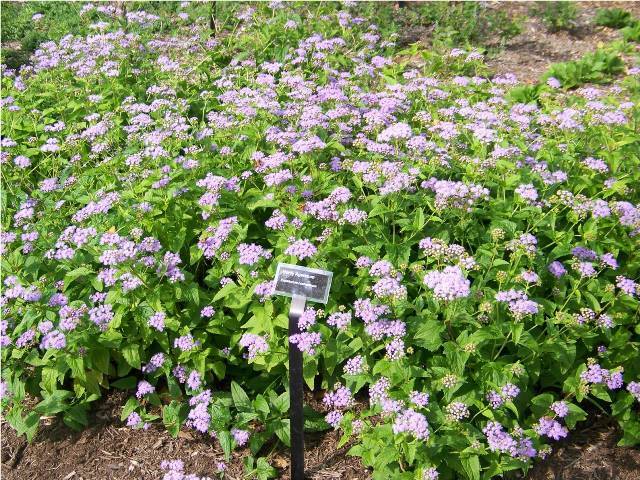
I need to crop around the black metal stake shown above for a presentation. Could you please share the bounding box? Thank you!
[288,294,307,480]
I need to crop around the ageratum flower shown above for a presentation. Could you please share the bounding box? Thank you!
[424,266,470,301]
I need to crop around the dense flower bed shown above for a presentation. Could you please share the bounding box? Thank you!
[1,3,639,479]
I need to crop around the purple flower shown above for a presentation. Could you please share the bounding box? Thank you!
[126,412,143,428]
[344,355,365,375]
[501,383,520,400]
[174,334,197,351]
[535,417,568,440]
[231,428,250,446]
[409,391,429,408]
[201,306,215,317]
[327,311,351,330]
[142,353,165,374]
[445,402,469,421]
[148,311,166,331]
[616,276,638,297]
[285,238,317,260]
[289,332,321,355]
[187,371,201,390]
[550,401,569,418]
[323,385,353,410]
[40,330,66,350]
[89,304,114,330]
[325,410,343,428]
[548,261,567,278]
[424,266,470,301]
[136,380,155,398]
[239,333,269,359]
[393,409,429,440]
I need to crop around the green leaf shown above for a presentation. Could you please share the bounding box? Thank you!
[231,381,252,412]
[35,390,72,415]
[218,430,232,460]
[460,455,481,480]
[274,419,291,446]
[121,344,141,369]
[413,319,445,352]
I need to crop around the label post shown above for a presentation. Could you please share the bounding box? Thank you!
[273,263,333,480]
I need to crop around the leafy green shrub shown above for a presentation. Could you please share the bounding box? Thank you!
[1,3,640,479]
[544,48,626,89]
[622,21,640,42]
[595,8,634,29]
[534,1,578,32]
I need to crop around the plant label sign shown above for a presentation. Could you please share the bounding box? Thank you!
[274,263,333,304]
[274,263,332,480]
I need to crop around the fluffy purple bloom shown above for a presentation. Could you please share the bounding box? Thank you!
[148,311,166,331]
[285,238,317,260]
[393,409,429,440]
[231,428,250,446]
[548,261,567,278]
[40,330,66,350]
[424,266,470,301]
[136,380,155,398]
[239,333,269,359]
[535,417,568,440]
[551,401,569,418]
[289,332,321,355]
[186,370,201,390]
[126,412,142,428]
[89,304,114,330]
[344,355,365,375]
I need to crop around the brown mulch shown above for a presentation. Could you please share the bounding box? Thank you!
[0,391,369,480]
[395,1,640,83]
[486,1,640,82]
[526,413,640,480]
[2,389,640,480]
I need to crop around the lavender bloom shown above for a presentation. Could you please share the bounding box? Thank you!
[40,330,66,350]
[239,333,269,359]
[550,401,569,418]
[627,382,640,402]
[231,428,250,446]
[126,412,142,428]
[323,385,353,410]
[148,311,166,331]
[327,312,351,329]
[409,391,429,408]
[285,238,317,260]
[88,304,114,330]
[392,409,429,440]
[186,371,201,390]
[424,266,471,301]
[289,332,322,355]
[548,261,567,278]
[344,355,365,375]
[174,334,197,351]
[142,353,165,374]
[136,380,155,398]
[616,276,638,297]
[325,410,343,428]
[535,417,568,440]
[201,306,215,317]
[445,402,470,421]
[16,330,36,348]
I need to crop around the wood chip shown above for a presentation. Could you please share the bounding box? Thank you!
[63,471,77,480]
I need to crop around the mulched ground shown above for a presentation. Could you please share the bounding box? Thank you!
[0,391,369,480]
[2,390,640,480]
[395,1,640,82]
[2,2,640,479]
